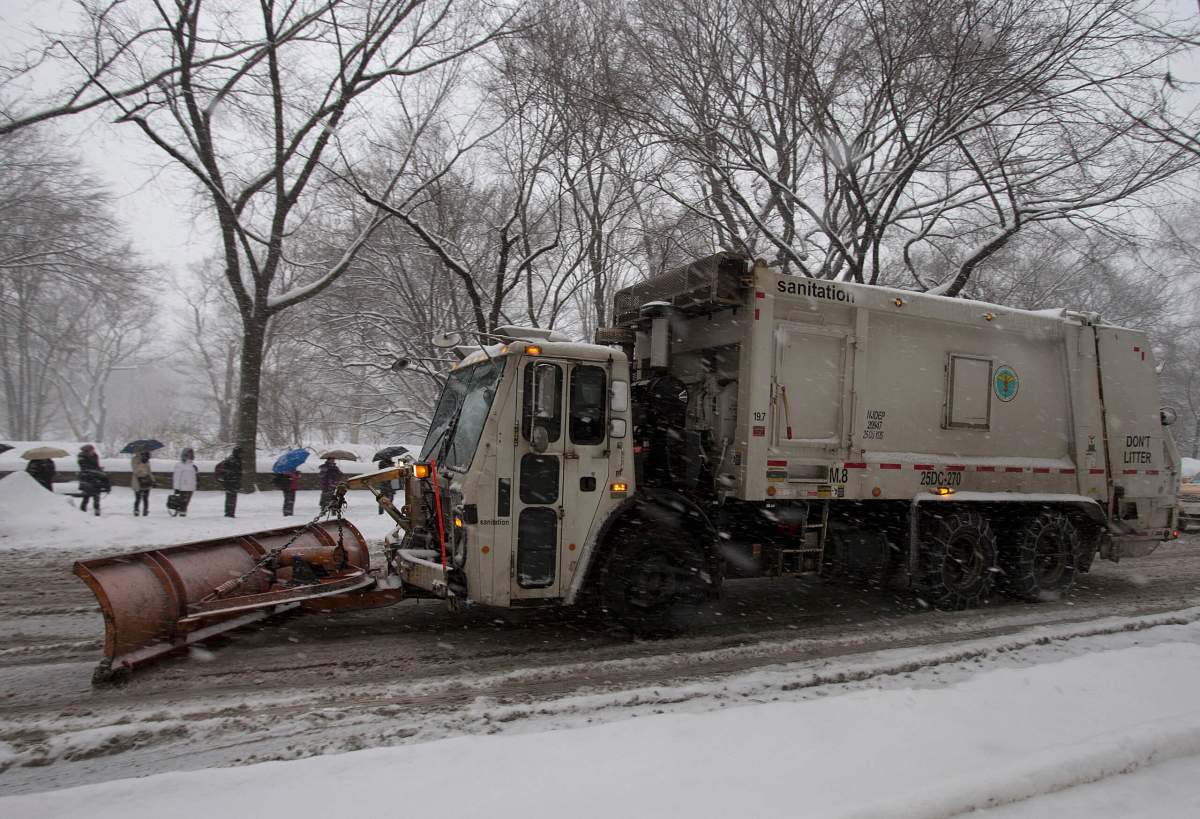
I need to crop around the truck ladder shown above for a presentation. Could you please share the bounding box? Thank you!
[777,502,829,574]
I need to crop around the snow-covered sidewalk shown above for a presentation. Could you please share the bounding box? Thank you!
[0,470,396,552]
[5,622,1200,818]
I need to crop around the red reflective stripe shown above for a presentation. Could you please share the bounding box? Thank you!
[1089,468,1105,475]
[1060,468,1076,475]
[754,308,760,321]
[844,462,867,469]
[976,466,995,472]
[1146,470,1159,475]
[755,291,766,299]
[767,460,788,467]
[1122,469,1138,475]
[1033,468,1050,474]
[913,464,934,470]
[1005,467,1024,473]
[946,465,965,471]
[879,463,901,470]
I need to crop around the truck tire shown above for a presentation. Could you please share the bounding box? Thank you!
[999,511,1080,601]
[599,519,710,638]
[914,510,996,610]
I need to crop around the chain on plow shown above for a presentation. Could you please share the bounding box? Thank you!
[201,490,350,603]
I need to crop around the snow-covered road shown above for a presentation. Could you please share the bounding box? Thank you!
[3,472,1200,813]
[4,613,1200,818]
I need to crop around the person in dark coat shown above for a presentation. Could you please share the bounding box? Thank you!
[25,458,55,490]
[376,456,396,514]
[280,468,299,516]
[318,457,344,512]
[78,444,106,515]
[215,446,243,518]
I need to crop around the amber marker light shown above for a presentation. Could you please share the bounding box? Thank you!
[413,463,431,479]
[934,486,955,496]
[893,297,904,307]
[525,344,542,355]
[610,482,628,492]
[454,516,464,528]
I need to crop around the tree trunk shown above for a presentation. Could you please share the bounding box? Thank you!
[235,315,268,491]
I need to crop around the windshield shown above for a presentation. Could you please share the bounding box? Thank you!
[419,358,505,471]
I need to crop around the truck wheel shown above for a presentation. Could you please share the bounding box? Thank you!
[914,510,996,610]
[600,522,710,638]
[999,511,1080,601]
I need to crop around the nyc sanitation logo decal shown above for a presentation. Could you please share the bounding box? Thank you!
[993,365,1019,402]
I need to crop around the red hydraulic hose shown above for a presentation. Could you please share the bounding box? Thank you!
[430,459,448,572]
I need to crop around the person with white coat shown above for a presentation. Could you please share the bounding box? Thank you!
[172,448,199,516]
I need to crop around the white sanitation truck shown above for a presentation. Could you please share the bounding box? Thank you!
[75,254,1184,679]
[378,252,1181,628]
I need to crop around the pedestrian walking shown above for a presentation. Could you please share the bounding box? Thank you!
[277,468,299,516]
[172,448,199,517]
[131,451,155,516]
[25,457,55,491]
[215,446,243,518]
[319,457,344,512]
[78,444,106,515]
[376,456,396,514]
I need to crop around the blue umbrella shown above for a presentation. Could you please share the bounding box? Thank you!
[272,448,310,474]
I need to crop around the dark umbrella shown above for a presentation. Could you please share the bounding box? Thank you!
[120,439,165,454]
[0,443,12,454]
[272,448,310,474]
[372,445,410,463]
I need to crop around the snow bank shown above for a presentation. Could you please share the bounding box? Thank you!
[0,471,81,518]
[6,635,1200,818]
[1182,456,1199,479]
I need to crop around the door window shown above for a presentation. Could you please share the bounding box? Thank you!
[570,366,607,445]
[517,507,557,588]
[520,454,560,504]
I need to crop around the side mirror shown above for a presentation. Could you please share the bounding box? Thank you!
[530,424,550,454]
[1161,407,1178,426]
[432,331,464,349]
[532,362,557,418]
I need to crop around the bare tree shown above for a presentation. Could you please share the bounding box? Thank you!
[623,0,1195,293]
[9,0,524,476]
[0,128,144,440]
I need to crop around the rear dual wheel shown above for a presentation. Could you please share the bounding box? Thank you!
[998,512,1081,601]
[914,510,997,610]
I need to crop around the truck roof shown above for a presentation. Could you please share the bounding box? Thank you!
[453,340,622,370]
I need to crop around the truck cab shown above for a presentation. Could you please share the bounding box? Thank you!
[395,336,635,608]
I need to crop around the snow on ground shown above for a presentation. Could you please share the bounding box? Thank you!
[0,470,398,552]
[4,622,1200,818]
[1183,456,1200,479]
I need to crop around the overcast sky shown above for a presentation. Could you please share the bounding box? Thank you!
[2,0,1198,284]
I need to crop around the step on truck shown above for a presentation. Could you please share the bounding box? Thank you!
[74,254,1183,680]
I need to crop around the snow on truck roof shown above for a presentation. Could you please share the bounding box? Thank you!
[768,272,1115,333]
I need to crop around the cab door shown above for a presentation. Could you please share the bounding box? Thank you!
[559,364,609,590]
[510,359,565,600]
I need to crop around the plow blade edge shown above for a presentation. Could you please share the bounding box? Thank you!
[73,520,396,681]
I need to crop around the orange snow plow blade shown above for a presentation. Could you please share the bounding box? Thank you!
[74,519,403,683]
